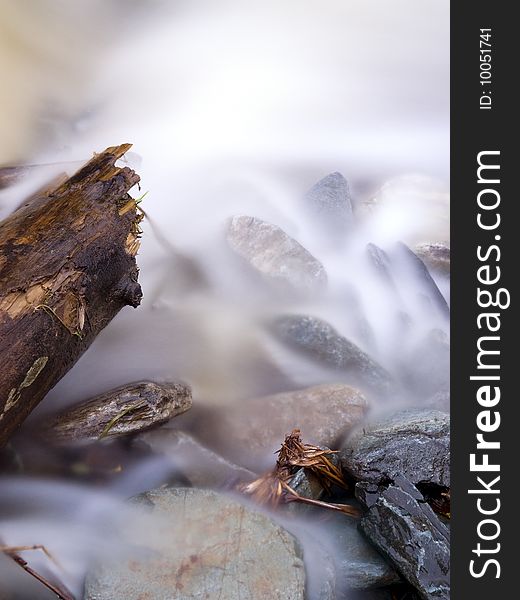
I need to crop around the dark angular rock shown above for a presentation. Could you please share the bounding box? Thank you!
[341,409,450,488]
[355,481,384,509]
[359,477,450,599]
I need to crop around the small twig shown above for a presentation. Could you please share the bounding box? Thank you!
[1,543,75,600]
[239,429,360,517]
[281,482,361,517]
[0,544,62,569]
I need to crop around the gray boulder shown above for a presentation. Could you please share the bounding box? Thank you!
[226,215,327,293]
[341,409,450,488]
[194,384,367,472]
[84,487,306,600]
[304,172,353,234]
[137,429,256,488]
[272,315,393,393]
[415,243,450,277]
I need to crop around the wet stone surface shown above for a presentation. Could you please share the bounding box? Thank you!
[272,314,393,393]
[84,487,306,600]
[194,383,367,472]
[303,171,353,236]
[415,243,450,277]
[226,215,327,293]
[324,515,401,591]
[136,428,256,488]
[359,477,450,600]
[341,409,450,488]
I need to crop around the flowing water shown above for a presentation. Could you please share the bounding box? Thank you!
[0,1,449,596]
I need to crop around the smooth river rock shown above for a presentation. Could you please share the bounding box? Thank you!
[359,477,450,600]
[226,215,327,293]
[84,487,305,600]
[393,242,449,319]
[304,172,353,235]
[341,409,450,488]
[272,315,393,393]
[195,384,367,472]
[137,429,256,488]
[415,243,450,276]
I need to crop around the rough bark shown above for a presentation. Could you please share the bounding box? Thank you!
[0,144,143,446]
[42,381,192,445]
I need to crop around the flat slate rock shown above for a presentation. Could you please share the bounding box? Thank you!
[226,215,327,293]
[195,384,367,472]
[137,429,256,488]
[303,172,353,234]
[84,487,305,600]
[272,315,393,393]
[359,477,450,599]
[341,409,450,488]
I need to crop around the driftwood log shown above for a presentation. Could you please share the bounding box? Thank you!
[0,144,143,447]
[42,381,192,445]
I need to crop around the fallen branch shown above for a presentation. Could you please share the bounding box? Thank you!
[0,144,143,446]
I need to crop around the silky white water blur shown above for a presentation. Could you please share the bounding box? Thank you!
[0,1,449,591]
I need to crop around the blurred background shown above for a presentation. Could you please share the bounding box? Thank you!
[0,0,449,596]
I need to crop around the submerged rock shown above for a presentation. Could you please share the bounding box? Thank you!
[84,487,305,600]
[341,409,450,488]
[304,172,353,234]
[415,243,450,277]
[137,429,256,488]
[393,242,449,319]
[360,175,450,245]
[326,515,400,591]
[44,381,192,444]
[195,384,367,472]
[359,477,450,600]
[403,329,450,398]
[366,243,395,289]
[272,315,393,393]
[426,390,450,412]
[226,215,327,293]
